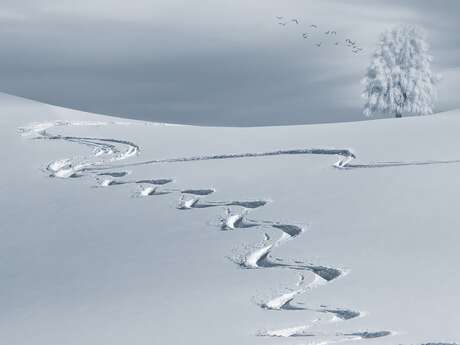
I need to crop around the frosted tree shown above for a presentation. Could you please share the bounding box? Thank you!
[362,25,438,118]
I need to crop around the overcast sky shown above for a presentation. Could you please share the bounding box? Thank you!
[1,0,459,125]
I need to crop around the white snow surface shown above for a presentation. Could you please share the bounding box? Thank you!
[1,92,460,345]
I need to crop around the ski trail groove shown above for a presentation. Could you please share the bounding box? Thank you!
[132,185,171,197]
[92,147,357,171]
[258,274,327,311]
[21,122,141,178]
[176,197,270,210]
[98,171,131,178]
[181,188,216,196]
[219,208,260,230]
[258,327,395,342]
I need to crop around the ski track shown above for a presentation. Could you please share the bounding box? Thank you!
[219,208,260,230]
[98,171,131,178]
[257,328,396,343]
[95,178,174,189]
[91,147,356,171]
[258,274,328,311]
[132,185,172,197]
[22,120,459,344]
[181,188,216,196]
[176,196,270,211]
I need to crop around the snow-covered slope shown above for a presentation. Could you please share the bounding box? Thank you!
[1,92,459,345]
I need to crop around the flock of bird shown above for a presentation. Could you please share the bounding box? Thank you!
[275,16,364,54]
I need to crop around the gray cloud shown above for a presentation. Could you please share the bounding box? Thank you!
[0,0,458,125]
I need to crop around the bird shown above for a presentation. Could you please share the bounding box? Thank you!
[291,19,299,24]
[302,33,310,38]
[325,30,330,34]
[316,42,322,47]
[278,22,287,26]
[334,42,339,45]
[276,16,283,19]
[331,31,337,35]
[310,24,318,28]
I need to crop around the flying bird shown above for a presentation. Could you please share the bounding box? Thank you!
[316,42,322,47]
[334,42,339,45]
[310,24,318,28]
[331,31,337,35]
[291,19,300,24]
[302,33,310,38]
[278,22,287,26]
[325,30,330,35]
[276,16,283,19]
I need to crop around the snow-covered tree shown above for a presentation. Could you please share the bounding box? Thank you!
[362,25,438,118]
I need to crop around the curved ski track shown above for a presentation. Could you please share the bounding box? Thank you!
[19,120,456,345]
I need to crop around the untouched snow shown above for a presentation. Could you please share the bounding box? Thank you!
[1,92,460,345]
